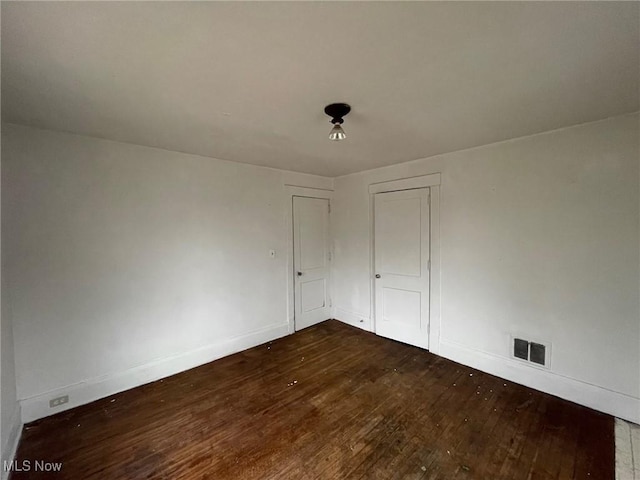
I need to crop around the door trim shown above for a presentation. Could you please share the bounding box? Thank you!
[369,172,441,194]
[368,173,441,354]
[284,186,333,334]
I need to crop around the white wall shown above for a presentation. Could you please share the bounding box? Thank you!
[2,123,332,421]
[1,123,22,472]
[1,267,20,472]
[332,113,640,422]
[3,114,639,426]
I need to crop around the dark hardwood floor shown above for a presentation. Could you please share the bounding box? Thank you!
[11,320,613,479]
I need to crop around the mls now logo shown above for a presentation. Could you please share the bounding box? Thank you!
[4,460,63,472]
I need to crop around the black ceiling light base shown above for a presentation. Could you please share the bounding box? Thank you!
[324,103,351,124]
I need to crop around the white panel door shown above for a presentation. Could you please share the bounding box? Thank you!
[293,196,331,330]
[374,188,430,349]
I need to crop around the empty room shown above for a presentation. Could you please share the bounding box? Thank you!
[1,1,639,479]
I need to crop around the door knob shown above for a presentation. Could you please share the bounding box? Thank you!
[297,271,303,276]
[375,274,381,279]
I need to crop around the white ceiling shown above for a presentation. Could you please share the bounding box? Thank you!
[2,2,638,177]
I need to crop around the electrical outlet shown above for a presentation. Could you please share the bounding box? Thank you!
[49,395,69,408]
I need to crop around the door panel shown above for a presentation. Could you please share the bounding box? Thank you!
[377,196,422,276]
[300,278,326,312]
[383,288,421,326]
[374,188,430,349]
[299,200,327,270]
[294,196,331,330]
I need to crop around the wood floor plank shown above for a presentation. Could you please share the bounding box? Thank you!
[10,320,614,479]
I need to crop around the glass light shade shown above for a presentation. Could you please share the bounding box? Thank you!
[329,124,346,141]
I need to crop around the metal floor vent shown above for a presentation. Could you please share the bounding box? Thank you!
[513,338,547,366]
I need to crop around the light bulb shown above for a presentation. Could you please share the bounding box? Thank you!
[329,123,346,141]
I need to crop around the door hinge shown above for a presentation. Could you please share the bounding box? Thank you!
[427,259,431,271]
[328,203,331,214]
[428,192,431,206]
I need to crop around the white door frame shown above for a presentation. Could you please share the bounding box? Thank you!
[284,185,333,334]
[368,173,441,353]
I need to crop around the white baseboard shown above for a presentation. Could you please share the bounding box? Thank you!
[20,323,290,423]
[615,418,639,480]
[439,339,640,423]
[334,308,372,332]
[1,403,23,480]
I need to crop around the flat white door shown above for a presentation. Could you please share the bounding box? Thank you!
[293,196,331,330]
[374,188,430,349]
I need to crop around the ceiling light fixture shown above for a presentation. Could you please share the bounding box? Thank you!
[324,103,351,141]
